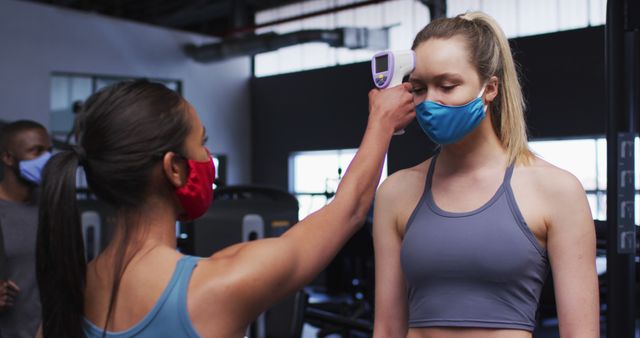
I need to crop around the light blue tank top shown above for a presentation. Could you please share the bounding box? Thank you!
[400,155,549,331]
[83,255,202,338]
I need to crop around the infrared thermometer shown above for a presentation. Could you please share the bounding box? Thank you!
[371,50,416,135]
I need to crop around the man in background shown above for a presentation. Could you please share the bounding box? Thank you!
[0,120,52,338]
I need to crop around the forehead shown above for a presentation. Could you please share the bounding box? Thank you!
[412,36,477,80]
[10,128,50,149]
[184,102,203,134]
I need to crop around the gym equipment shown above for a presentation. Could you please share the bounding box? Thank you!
[78,198,116,261]
[180,186,298,257]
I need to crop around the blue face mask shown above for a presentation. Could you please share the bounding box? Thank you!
[19,152,52,185]
[416,88,486,144]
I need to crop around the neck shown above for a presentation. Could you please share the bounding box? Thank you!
[105,195,179,259]
[0,172,33,203]
[438,117,508,172]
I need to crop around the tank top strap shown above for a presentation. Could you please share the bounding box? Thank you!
[502,161,516,186]
[425,153,439,192]
[176,255,202,338]
[176,255,200,305]
[176,256,200,279]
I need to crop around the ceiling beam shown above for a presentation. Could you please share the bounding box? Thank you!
[154,0,231,28]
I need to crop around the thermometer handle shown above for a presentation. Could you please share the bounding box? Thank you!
[387,77,404,88]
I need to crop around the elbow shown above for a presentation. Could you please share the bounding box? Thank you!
[352,205,370,226]
[345,199,370,229]
[347,213,367,231]
[330,194,371,229]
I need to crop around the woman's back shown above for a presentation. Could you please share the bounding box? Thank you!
[84,248,191,336]
[84,244,258,338]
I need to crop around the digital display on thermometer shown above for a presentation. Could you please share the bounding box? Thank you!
[375,55,388,73]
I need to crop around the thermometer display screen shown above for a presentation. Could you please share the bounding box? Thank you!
[375,55,388,72]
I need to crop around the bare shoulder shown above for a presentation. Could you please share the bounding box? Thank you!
[192,241,251,284]
[377,158,431,200]
[375,158,432,235]
[187,241,273,313]
[516,156,586,203]
[191,238,287,295]
[186,244,269,335]
[188,243,247,301]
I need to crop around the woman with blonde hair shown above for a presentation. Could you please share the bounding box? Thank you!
[373,12,599,338]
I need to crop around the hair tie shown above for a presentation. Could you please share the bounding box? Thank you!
[460,13,472,21]
[71,145,87,166]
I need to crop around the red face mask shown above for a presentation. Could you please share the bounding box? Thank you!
[175,150,216,221]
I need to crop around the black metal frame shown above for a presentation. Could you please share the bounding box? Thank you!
[605,0,639,336]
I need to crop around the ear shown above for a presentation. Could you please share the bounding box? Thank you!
[162,152,187,188]
[484,76,499,104]
[0,151,15,167]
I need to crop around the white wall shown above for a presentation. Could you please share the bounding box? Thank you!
[0,0,252,184]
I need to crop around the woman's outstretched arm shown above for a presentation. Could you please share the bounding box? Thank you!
[200,83,415,326]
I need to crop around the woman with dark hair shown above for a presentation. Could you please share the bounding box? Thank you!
[36,79,415,338]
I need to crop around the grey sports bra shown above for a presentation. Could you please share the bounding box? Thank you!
[400,155,549,331]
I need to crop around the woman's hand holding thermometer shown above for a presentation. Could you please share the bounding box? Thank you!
[371,50,416,135]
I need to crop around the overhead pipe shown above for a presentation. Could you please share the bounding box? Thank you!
[217,0,389,37]
[185,27,388,62]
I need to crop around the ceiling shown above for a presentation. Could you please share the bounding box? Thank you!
[24,0,443,62]
[26,0,313,38]
[27,0,444,38]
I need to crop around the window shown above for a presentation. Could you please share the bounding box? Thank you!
[448,0,606,37]
[529,137,638,224]
[254,0,430,77]
[50,75,93,142]
[50,73,185,192]
[253,0,607,77]
[50,73,181,143]
[289,149,388,220]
